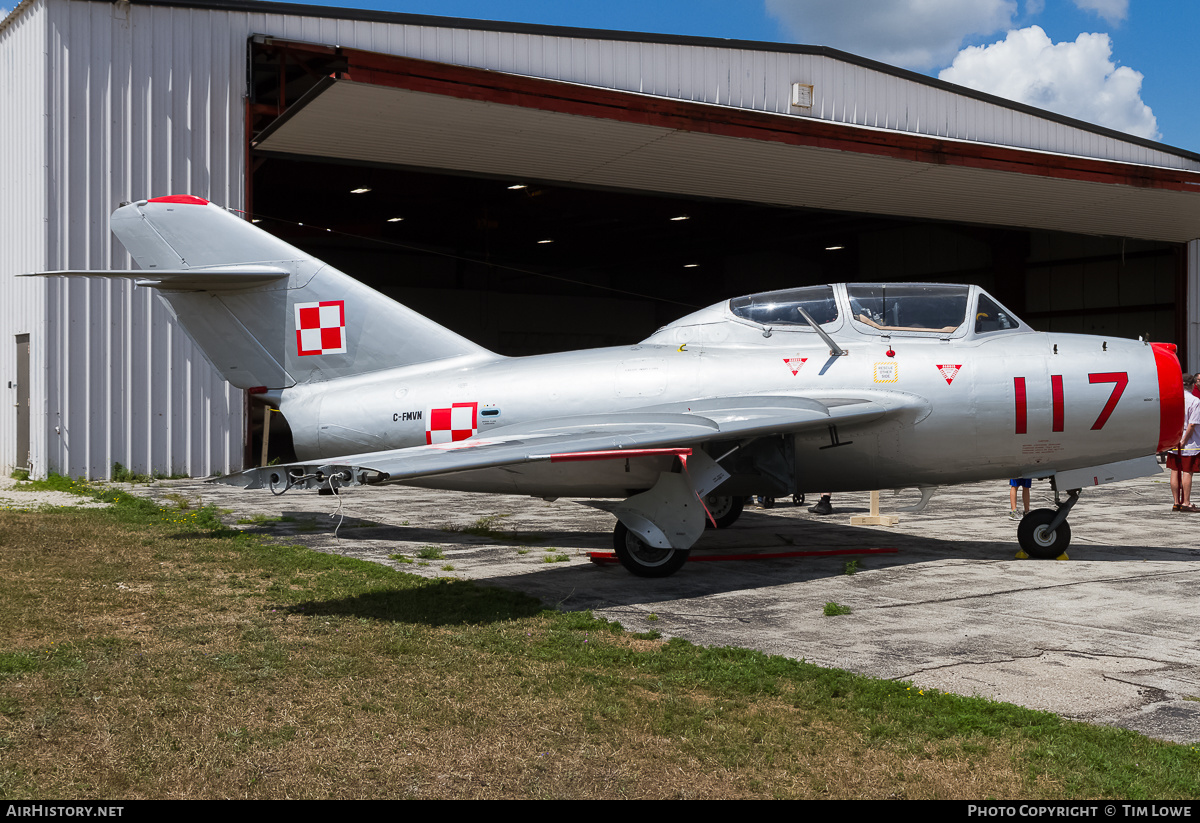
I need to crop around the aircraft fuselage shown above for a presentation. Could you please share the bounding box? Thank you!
[279,328,1173,498]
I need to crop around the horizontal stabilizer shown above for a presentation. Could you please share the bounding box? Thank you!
[28,266,291,291]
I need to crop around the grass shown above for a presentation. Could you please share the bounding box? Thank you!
[8,473,90,493]
[2,478,1200,799]
[236,513,282,525]
[111,461,153,484]
[823,602,853,616]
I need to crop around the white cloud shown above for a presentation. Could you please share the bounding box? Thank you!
[938,26,1158,139]
[1072,0,1128,26]
[765,0,1018,71]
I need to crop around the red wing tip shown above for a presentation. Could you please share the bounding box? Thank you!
[147,195,210,206]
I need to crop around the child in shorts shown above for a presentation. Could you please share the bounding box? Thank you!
[1009,478,1031,520]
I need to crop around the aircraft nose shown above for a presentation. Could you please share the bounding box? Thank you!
[1152,342,1184,452]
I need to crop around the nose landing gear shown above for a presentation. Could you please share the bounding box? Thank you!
[1016,489,1079,559]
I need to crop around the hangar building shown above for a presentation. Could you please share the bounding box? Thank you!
[3,0,1200,479]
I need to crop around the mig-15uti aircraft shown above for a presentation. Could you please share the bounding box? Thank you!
[39,196,1185,576]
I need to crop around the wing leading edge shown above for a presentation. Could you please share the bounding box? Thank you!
[214,393,922,493]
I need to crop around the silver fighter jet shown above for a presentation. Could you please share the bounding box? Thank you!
[41,196,1186,576]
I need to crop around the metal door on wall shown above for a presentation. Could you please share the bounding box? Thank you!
[15,334,30,471]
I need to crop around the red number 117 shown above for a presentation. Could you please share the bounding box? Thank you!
[1013,372,1128,434]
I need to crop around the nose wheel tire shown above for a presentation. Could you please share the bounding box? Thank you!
[1017,509,1072,559]
[613,522,690,578]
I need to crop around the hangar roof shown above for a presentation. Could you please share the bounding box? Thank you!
[115,2,1198,161]
[252,39,1200,244]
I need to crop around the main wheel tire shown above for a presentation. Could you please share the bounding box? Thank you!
[792,493,805,506]
[613,522,690,578]
[704,494,745,529]
[758,495,776,509]
[1017,508,1072,559]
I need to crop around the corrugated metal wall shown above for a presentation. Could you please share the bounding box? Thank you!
[0,0,48,476]
[1,0,1197,478]
[40,0,249,478]
[8,0,249,479]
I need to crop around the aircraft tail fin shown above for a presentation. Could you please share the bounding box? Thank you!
[73,196,495,389]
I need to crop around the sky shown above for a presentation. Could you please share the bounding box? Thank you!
[261,0,1200,155]
[2,0,1196,152]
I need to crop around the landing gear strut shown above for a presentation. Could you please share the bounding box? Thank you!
[1016,489,1079,559]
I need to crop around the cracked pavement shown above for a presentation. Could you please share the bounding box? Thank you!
[122,467,1200,744]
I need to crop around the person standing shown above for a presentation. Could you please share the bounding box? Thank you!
[1169,373,1200,512]
[1009,478,1031,520]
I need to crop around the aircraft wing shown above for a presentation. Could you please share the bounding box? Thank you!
[216,393,920,492]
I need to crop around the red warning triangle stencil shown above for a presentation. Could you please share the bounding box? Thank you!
[783,356,808,376]
[937,364,962,385]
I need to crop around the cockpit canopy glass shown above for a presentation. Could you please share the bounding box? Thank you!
[729,285,838,327]
[974,294,1020,334]
[847,284,969,334]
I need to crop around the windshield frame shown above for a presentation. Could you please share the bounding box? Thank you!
[727,285,842,334]
[971,290,1028,336]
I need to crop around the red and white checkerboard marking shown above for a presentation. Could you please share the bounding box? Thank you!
[426,402,478,444]
[295,300,347,356]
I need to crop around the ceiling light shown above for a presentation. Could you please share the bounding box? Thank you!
[350,187,371,194]
[670,215,690,221]
[537,239,553,244]
[387,216,404,222]
[683,263,699,268]
[825,245,845,251]
[507,184,527,190]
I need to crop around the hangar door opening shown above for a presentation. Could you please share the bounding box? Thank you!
[249,158,1183,352]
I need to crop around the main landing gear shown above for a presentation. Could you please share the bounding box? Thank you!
[703,494,745,529]
[1016,489,1080,559]
[613,521,690,578]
